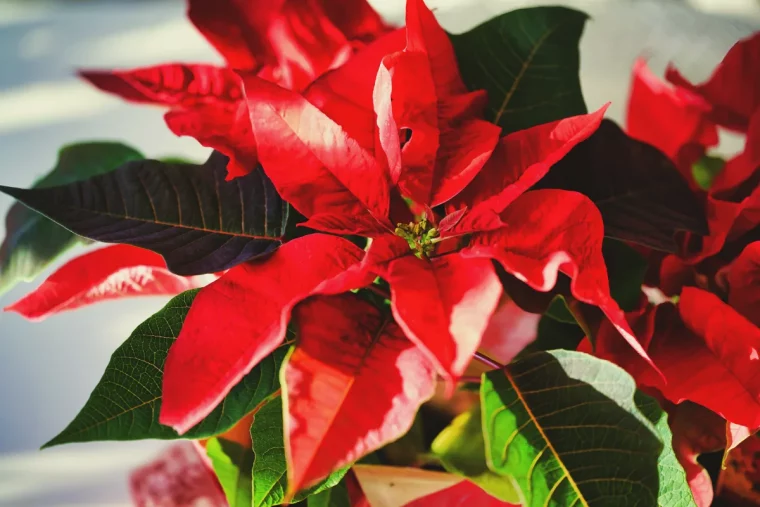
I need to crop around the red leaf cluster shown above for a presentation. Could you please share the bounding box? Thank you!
[14,0,751,504]
[592,33,760,505]
[80,0,391,179]
[152,0,652,494]
[5,245,213,321]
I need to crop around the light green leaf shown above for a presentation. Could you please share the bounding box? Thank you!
[432,405,520,503]
[44,290,285,447]
[0,142,143,294]
[206,437,254,507]
[251,397,348,507]
[481,350,695,507]
[450,7,588,134]
[692,155,725,191]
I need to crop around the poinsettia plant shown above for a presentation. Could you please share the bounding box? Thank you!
[2,0,759,505]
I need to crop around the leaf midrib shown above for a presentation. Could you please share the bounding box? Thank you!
[505,367,589,507]
[49,206,281,240]
[492,20,571,125]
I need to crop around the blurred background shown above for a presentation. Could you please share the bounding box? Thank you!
[0,0,758,505]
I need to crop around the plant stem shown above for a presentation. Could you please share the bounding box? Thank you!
[473,351,504,370]
[568,299,593,340]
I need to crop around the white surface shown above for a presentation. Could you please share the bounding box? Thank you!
[0,0,757,505]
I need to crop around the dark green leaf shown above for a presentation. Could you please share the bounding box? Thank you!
[0,151,287,276]
[481,350,695,507]
[526,315,585,356]
[378,413,426,467]
[307,480,351,507]
[545,295,575,324]
[603,238,647,312]
[251,397,348,507]
[158,156,201,165]
[692,154,725,191]
[44,290,285,447]
[206,437,254,507]
[537,120,708,253]
[546,238,646,323]
[431,404,520,503]
[0,142,143,294]
[450,6,588,134]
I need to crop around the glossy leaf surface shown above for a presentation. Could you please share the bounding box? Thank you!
[481,350,694,507]
[450,6,588,134]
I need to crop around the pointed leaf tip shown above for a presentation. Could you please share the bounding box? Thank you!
[1,152,287,276]
[44,290,284,447]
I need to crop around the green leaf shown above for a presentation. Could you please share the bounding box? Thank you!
[432,405,520,503]
[0,142,143,294]
[526,315,585,355]
[692,154,725,191]
[602,238,647,312]
[450,6,588,134]
[158,155,201,165]
[481,350,695,507]
[251,396,348,507]
[307,480,351,507]
[546,238,647,323]
[537,120,708,253]
[378,413,426,467]
[206,437,254,507]
[545,295,575,324]
[0,151,287,276]
[44,290,285,447]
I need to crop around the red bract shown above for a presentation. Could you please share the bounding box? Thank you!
[242,77,393,236]
[626,58,718,186]
[129,442,226,507]
[669,403,727,507]
[384,252,502,384]
[726,241,760,326]
[447,106,609,232]
[164,101,257,180]
[478,297,540,365]
[591,288,760,430]
[372,0,501,206]
[160,234,363,434]
[697,109,760,260]
[160,0,643,490]
[305,29,407,150]
[666,32,760,133]
[80,0,389,179]
[403,479,518,507]
[463,189,657,370]
[625,42,760,263]
[658,253,697,297]
[284,294,436,494]
[188,0,388,78]
[5,245,210,321]
[80,65,243,106]
[243,0,505,385]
